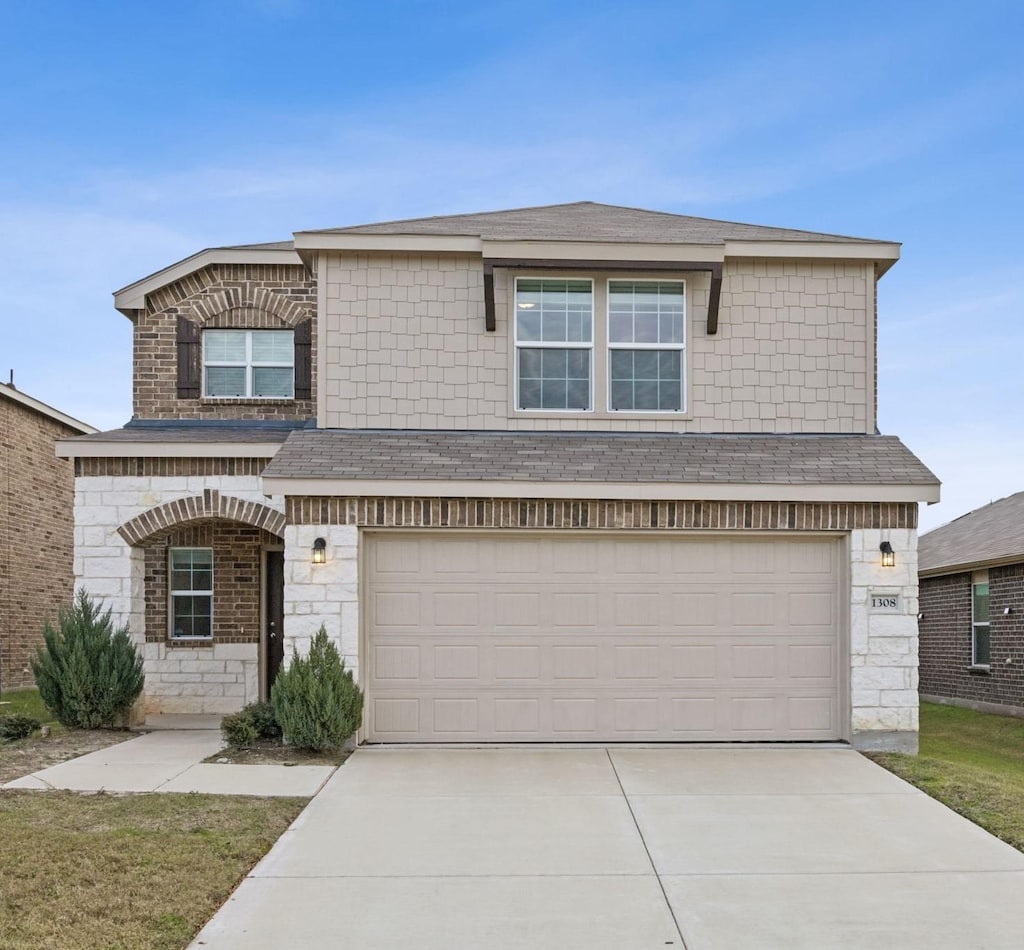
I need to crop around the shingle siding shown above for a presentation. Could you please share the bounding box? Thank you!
[321,255,873,433]
[920,565,1024,710]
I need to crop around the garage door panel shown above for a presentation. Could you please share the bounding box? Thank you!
[366,535,841,742]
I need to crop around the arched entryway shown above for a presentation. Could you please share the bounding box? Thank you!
[119,491,286,714]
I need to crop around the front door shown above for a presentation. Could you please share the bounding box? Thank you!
[265,550,285,697]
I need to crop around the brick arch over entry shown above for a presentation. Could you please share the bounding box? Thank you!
[118,489,286,545]
[186,286,311,327]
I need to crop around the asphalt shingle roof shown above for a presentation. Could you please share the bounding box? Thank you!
[297,201,888,245]
[919,491,1024,575]
[261,430,937,486]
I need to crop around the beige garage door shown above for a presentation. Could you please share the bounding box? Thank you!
[365,533,842,742]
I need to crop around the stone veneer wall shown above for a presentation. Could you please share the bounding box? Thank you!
[920,565,1024,715]
[0,398,82,689]
[284,496,920,751]
[321,253,872,433]
[133,263,317,421]
[73,471,284,715]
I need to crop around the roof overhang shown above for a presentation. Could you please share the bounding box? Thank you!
[920,553,1024,579]
[261,477,939,504]
[0,384,96,434]
[722,240,901,275]
[114,247,303,317]
[56,440,283,459]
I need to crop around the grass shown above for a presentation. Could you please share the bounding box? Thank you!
[0,790,306,949]
[869,701,1024,851]
[0,687,55,725]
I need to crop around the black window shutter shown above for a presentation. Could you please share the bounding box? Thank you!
[176,316,201,398]
[294,319,312,400]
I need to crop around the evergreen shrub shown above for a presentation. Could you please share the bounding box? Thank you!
[31,589,145,729]
[271,625,363,751]
[0,714,41,741]
[221,701,281,747]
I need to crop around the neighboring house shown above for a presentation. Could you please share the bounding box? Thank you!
[919,493,1024,717]
[56,202,939,752]
[0,381,96,690]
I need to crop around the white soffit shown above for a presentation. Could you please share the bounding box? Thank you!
[260,477,940,504]
[55,440,283,459]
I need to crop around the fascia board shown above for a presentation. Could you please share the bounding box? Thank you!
[113,247,302,314]
[261,477,940,504]
[0,386,97,434]
[724,240,901,266]
[920,553,1024,578]
[481,240,724,262]
[292,232,483,253]
[56,440,283,459]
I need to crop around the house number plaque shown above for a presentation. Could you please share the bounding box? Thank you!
[869,591,901,613]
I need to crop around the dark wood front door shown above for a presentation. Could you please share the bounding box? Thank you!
[265,550,285,697]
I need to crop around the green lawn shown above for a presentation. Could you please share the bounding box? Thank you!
[870,701,1024,851]
[0,687,54,724]
[0,791,306,949]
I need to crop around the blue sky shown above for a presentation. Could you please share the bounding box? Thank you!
[2,0,1021,531]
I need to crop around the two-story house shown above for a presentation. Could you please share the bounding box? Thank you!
[57,202,938,752]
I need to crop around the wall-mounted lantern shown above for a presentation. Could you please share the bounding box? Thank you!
[879,541,895,568]
[312,537,327,565]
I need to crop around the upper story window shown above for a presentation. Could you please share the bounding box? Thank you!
[515,279,593,411]
[972,577,990,667]
[608,280,685,412]
[513,276,686,415]
[203,330,294,399]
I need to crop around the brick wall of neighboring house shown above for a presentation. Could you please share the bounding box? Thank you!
[133,263,317,421]
[142,521,280,647]
[0,398,81,689]
[919,566,1024,711]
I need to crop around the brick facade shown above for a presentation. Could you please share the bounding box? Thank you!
[287,496,918,531]
[0,397,83,689]
[133,263,317,421]
[920,566,1024,712]
[142,521,280,646]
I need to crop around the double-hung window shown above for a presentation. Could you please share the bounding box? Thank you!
[170,548,213,640]
[608,280,685,412]
[515,279,593,411]
[972,578,991,667]
[203,329,294,398]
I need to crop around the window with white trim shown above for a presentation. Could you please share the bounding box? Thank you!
[972,579,990,667]
[169,547,213,640]
[608,280,685,412]
[203,329,294,398]
[515,279,593,411]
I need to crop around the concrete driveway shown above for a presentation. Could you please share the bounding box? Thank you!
[191,747,1024,949]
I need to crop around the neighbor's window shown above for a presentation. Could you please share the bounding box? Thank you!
[515,279,593,411]
[203,329,294,398]
[608,280,685,412]
[972,581,990,667]
[170,548,213,640]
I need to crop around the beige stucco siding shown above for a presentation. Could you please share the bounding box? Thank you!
[320,253,871,433]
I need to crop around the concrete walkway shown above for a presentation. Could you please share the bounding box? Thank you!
[190,746,1024,950]
[3,721,335,796]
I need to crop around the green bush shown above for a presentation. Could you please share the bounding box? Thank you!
[31,589,145,729]
[221,701,282,747]
[0,714,40,741]
[271,625,363,751]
